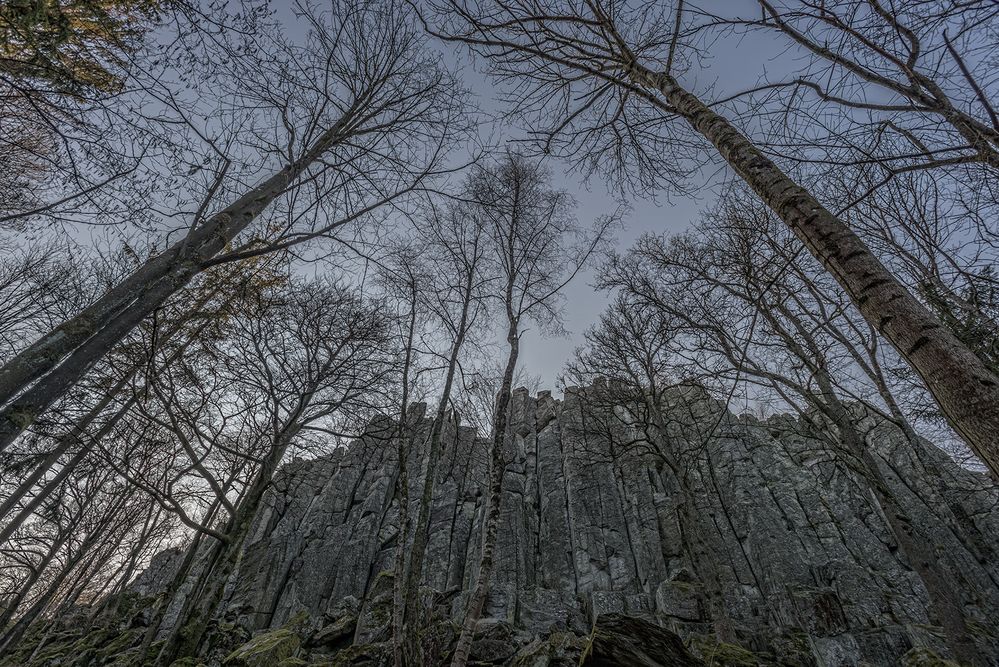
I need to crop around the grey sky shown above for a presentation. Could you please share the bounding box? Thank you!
[436,2,788,389]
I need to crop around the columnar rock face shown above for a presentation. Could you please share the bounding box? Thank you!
[218,385,999,665]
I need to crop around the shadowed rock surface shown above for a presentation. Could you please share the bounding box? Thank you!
[134,384,999,666]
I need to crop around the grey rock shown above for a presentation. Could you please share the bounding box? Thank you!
[142,384,999,666]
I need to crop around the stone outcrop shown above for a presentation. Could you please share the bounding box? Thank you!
[204,385,999,665]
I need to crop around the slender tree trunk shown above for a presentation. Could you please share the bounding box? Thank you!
[0,523,106,654]
[0,114,354,451]
[0,530,70,630]
[0,395,135,544]
[101,504,161,622]
[402,272,475,657]
[628,65,999,477]
[763,303,985,666]
[450,324,519,667]
[139,499,222,660]
[0,302,213,535]
[392,287,419,667]
[23,536,115,663]
[157,424,300,664]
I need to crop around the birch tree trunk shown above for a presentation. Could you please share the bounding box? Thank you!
[628,65,999,477]
[450,323,518,667]
[402,270,475,653]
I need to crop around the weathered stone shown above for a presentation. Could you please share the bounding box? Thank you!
[306,613,356,653]
[134,384,999,666]
[223,613,307,667]
[580,613,703,666]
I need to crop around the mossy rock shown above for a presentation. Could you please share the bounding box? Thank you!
[223,629,301,667]
[224,613,308,667]
[168,659,208,667]
[4,624,145,667]
[327,641,390,666]
[511,631,586,666]
[581,614,703,666]
[688,637,761,667]
[901,647,961,667]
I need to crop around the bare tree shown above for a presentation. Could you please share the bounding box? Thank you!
[563,300,754,643]
[0,455,154,655]
[419,0,999,478]
[396,184,494,664]
[156,277,394,663]
[707,1,999,176]
[0,0,468,454]
[450,152,615,667]
[599,190,991,663]
[0,257,279,544]
[381,247,430,667]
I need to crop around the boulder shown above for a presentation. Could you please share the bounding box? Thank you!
[580,614,703,666]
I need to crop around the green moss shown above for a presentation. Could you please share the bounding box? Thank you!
[689,636,763,667]
[328,641,389,666]
[901,647,961,667]
[224,613,308,667]
[8,407,36,428]
[224,630,300,667]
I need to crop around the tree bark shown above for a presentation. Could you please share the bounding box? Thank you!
[157,424,300,664]
[402,269,475,658]
[450,324,518,667]
[628,65,999,478]
[0,113,354,451]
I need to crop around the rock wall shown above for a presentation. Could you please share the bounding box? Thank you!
[217,385,999,665]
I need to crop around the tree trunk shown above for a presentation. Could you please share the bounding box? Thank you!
[0,523,106,654]
[0,530,70,630]
[402,271,475,657]
[392,288,418,667]
[762,302,985,666]
[0,395,135,543]
[450,326,519,667]
[157,424,300,664]
[629,65,999,478]
[0,114,354,451]
[0,302,212,534]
